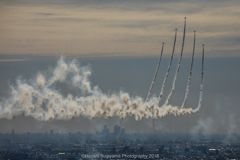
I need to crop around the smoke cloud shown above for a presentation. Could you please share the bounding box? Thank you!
[0,51,204,122]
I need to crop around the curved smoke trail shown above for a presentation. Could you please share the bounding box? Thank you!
[0,56,202,121]
[193,44,204,113]
[158,29,177,103]
[153,29,177,133]
[145,42,164,102]
[164,17,186,106]
[180,31,196,109]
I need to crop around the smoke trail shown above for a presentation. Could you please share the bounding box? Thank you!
[180,31,196,109]
[152,30,177,133]
[193,44,204,113]
[164,17,186,106]
[145,42,164,102]
[145,42,164,134]
[158,29,177,103]
[0,57,202,121]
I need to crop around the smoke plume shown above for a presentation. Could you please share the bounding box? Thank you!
[145,42,164,133]
[0,53,204,121]
[145,42,164,102]
[193,44,204,113]
[180,31,196,109]
[158,29,177,103]
[164,17,186,106]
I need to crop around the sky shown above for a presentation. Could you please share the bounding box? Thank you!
[0,0,240,59]
[0,0,240,136]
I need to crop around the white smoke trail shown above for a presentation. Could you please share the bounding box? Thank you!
[158,29,177,103]
[180,31,196,109]
[152,25,178,133]
[0,56,202,121]
[164,17,186,106]
[193,44,204,113]
[145,42,164,102]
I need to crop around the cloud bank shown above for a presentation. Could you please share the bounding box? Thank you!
[0,0,240,57]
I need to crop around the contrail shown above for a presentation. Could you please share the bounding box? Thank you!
[158,29,177,103]
[193,44,204,113]
[145,42,164,102]
[164,17,186,106]
[180,31,196,109]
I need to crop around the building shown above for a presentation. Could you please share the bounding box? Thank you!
[114,125,121,136]
[102,125,109,135]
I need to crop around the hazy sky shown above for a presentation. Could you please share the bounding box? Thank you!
[1,0,240,58]
[0,0,240,135]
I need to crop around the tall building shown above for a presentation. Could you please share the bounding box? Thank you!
[50,130,53,135]
[11,130,15,135]
[114,125,121,135]
[102,125,109,135]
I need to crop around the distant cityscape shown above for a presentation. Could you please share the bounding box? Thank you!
[1,125,240,159]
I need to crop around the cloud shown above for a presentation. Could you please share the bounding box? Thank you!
[0,0,240,58]
[0,59,31,62]
[36,12,55,16]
